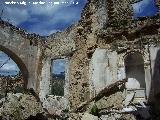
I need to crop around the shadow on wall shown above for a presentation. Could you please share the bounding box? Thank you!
[149,49,160,111]
[0,45,29,88]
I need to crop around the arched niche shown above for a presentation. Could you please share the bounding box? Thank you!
[124,52,145,89]
[0,45,29,88]
[118,49,151,99]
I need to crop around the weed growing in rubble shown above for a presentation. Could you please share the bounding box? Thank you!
[89,103,99,116]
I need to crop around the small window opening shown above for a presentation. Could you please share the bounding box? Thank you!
[51,58,66,96]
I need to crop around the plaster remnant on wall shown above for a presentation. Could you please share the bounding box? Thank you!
[39,58,51,101]
[89,48,118,96]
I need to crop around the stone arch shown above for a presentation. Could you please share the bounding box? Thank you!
[118,49,152,99]
[0,45,29,88]
[117,49,150,86]
[124,52,145,88]
[118,50,149,67]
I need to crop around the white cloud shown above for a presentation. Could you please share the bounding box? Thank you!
[1,0,76,25]
[3,7,29,25]
[0,52,19,71]
[0,62,19,71]
[29,2,60,16]
[26,23,61,35]
[21,6,80,35]
[49,29,61,34]
[1,0,86,35]
[51,9,80,23]
[0,51,8,57]
[52,59,65,74]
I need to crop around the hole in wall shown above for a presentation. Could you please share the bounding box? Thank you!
[51,58,66,96]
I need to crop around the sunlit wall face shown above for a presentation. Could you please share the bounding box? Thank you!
[0,51,20,76]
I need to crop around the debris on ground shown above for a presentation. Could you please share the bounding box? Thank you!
[0,78,160,120]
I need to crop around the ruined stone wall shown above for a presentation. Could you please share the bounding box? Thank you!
[40,0,109,106]
[107,0,133,21]
[67,0,160,109]
[42,0,160,109]
[1,0,160,111]
[65,0,110,107]
[0,21,42,92]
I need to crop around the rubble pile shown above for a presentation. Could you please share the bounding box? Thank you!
[0,92,69,120]
[0,79,160,120]
[68,78,160,120]
[0,93,44,120]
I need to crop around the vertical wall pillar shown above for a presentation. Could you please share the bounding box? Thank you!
[144,65,151,99]
[149,46,160,101]
[64,58,70,98]
[39,57,51,101]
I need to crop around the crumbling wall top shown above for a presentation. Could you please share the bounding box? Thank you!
[0,20,45,46]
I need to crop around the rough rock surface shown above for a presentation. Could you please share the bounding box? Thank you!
[81,113,98,120]
[42,95,70,115]
[0,93,44,120]
[87,91,125,111]
[68,112,136,120]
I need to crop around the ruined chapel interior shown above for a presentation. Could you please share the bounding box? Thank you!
[0,0,160,119]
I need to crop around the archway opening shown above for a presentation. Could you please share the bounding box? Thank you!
[0,46,28,93]
[124,52,145,89]
[0,51,20,76]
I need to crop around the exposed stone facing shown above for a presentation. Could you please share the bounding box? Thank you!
[95,91,125,110]
[44,24,77,57]
[0,24,41,90]
[108,0,133,21]
[68,48,90,107]
[0,20,44,45]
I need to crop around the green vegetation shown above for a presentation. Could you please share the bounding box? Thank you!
[50,74,65,96]
[89,103,99,116]
[14,84,24,93]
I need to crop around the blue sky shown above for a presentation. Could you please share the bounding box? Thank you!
[0,0,87,75]
[0,0,87,35]
[0,0,159,76]
[132,0,159,17]
[0,51,19,76]
[52,59,65,74]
